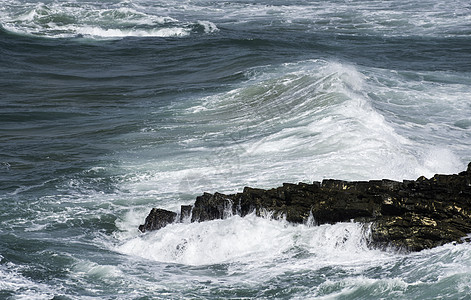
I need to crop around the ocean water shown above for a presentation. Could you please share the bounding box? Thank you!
[1,0,471,298]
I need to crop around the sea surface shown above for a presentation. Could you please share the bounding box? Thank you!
[1,0,471,299]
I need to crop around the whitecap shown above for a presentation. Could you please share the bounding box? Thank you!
[0,1,217,39]
[115,213,385,267]
[75,26,190,38]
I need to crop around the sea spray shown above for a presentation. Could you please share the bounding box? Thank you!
[1,0,470,298]
[119,59,466,202]
[117,214,378,266]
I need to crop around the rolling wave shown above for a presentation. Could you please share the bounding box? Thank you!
[0,1,218,39]
[118,59,466,206]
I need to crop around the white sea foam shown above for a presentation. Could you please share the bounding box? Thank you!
[196,20,219,33]
[0,261,57,299]
[1,0,471,298]
[3,0,468,39]
[0,0,217,39]
[130,0,471,38]
[116,213,383,267]
[75,26,190,38]
[108,221,471,299]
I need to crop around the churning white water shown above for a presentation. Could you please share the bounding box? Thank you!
[1,0,470,298]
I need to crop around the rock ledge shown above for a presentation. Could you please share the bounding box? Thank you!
[139,163,471,252]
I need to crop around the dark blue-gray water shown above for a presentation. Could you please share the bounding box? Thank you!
[1,0,471,298]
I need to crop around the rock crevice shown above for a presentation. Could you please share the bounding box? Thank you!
[139,163,471,252]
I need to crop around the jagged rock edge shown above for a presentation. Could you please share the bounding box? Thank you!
[139,163,471,252]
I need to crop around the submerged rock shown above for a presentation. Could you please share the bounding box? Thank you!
[139,163,471,252]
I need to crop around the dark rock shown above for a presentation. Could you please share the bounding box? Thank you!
[191,192,235,222]
[139,163,471,252]
[138,208,177,233]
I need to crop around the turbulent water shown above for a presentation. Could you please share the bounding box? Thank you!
[1,0,471,298]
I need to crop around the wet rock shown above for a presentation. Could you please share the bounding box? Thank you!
[138,208,177,233]
[190,192,235,222]
[139,162,471,251]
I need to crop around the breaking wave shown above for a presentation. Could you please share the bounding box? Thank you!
[0,1,218,39]
[116,213,378,266]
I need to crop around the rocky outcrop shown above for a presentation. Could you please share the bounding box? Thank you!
[139,163,471,252]
[138,208,177,233]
